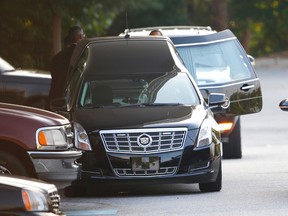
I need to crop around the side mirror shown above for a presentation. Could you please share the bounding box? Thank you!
[208,93,229,113]
[247,55,255,66]
[208,93,227,107]
[279,99,288,111]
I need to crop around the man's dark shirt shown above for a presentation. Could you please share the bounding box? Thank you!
[48,44,76,107]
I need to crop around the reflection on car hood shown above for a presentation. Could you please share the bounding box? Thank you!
[0,102,69,126]
[0,174,56,192]
[73,105,207,132]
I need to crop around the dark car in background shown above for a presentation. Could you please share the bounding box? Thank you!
[0,174,62,216]
[121,26,263,159]
[0,102,81,189]
[0,57,51,109]
[279,99,288,111]
[52,36,231,193]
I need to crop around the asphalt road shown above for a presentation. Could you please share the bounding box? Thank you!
[60,60,288,216]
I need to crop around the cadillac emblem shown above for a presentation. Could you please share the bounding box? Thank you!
[137,134,152,147]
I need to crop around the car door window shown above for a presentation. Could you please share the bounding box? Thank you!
[176,40,252,86]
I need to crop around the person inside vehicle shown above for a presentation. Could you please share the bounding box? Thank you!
[48,26,85,109]
[149,30,163,36]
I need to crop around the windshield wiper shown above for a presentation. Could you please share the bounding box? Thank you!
[120,103,184,107]
[83,103,184,109]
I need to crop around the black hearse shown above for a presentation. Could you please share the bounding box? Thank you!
[52,36,229,193]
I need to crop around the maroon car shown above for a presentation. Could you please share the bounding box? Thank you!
[0,102,81,188]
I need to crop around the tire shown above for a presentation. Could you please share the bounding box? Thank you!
[199,159,222,192]
[0,152,29,176]
[222,118,242,159]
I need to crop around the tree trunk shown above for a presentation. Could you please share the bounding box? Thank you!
[242,27,251,53]
[211,0,228,31]
[52,13,61,56]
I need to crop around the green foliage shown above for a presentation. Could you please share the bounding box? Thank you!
[0,0,288,70]
[229,0,288,56]
[106,0,191,36]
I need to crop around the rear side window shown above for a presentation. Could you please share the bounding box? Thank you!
[176,40,252,86]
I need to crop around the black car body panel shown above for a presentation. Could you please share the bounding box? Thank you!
[54,36,223,192]
[0,57,51,109]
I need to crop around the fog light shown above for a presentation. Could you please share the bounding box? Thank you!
[189,161,210,172]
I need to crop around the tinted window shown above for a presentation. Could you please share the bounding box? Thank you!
[66,49,88,107]
[78,72,200,107]
[85,40,175,74]
[176,40,252,85]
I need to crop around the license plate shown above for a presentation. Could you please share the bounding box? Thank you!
[131,157,160,171]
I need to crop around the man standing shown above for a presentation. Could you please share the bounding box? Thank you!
[48,26,85,109]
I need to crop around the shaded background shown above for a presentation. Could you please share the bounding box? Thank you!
[1,0,287,70]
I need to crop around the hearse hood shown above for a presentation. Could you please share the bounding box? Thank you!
[72,105,207,133]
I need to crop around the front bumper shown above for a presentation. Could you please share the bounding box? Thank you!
[28,150,82,188]
[81,155,221,185]
[80,143,221,185]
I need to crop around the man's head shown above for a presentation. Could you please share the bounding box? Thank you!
[149,30,163,36]
[68,26,85,44]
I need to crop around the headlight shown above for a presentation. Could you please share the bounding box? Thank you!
[22,188,49,211]
[196,119,212,148]
[36,126,69,150]
[74,122,92,151]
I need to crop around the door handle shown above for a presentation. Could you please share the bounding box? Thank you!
[240,84,255,91]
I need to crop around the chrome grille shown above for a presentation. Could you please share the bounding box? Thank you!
[65,124,73,148]
[49,191,60,214]
[100,128,187,154]
[114,167,177,176]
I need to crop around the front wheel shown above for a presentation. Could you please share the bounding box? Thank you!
[199,160,222,192]
[0,152,29,176]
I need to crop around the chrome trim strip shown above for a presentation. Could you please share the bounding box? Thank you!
[100,128,187,154]
[114,166,178,177]
[174,37,236,47]
[100,127,188,134]
[198,78,260,89]
[189,161,210,172]
[27,150,82,159]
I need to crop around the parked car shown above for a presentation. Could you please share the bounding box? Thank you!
[120,26,263,159]
[0,57,51,109]
[0,174,63,216]
[279,99,288,111]
[51,35,231,193]
[0,102,82,189]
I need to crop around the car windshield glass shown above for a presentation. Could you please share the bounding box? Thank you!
[78,72,200,108]
[176,39,252,85]
[0,57,15,72]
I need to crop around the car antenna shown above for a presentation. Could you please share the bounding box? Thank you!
[124,11,130,38]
